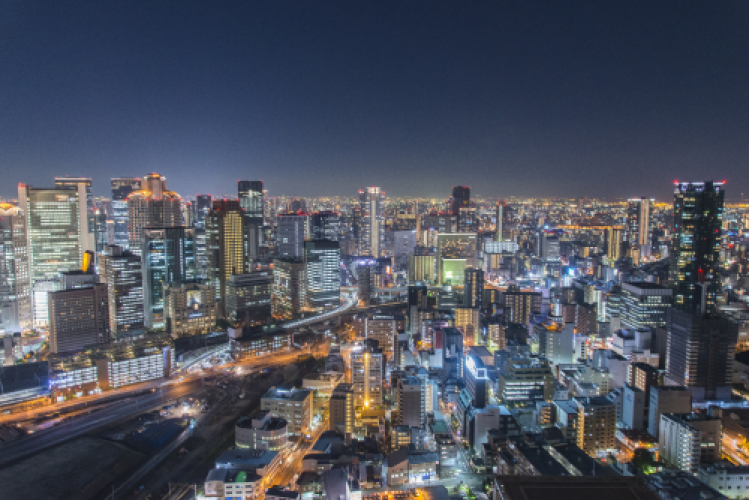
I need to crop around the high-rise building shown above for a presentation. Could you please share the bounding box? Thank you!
[0,203,31,332]
[194,194,212,278]
[55,177,95,247]
[98,245,143,338]
[503,285,542,325]
[127,173,182,256]
[397,375,425,428]
[665,308,737,401]
[627,196,653,262]
[261,386,313,436]
[271,258,306,320]
[451,186,470,217]
[48,283,109,353]
[620,282,673,330]
[277,213,307,259]
[464,268,484,309]
[225,271,272,325]
[310,211,340,241]
[575,397,616,457]
[351,343,383,408]
[660,412,721,474]
[111,178,141,250]
[360,187,384,257]
[648,386,692,439]
[670,181,725,314]
[605,226,623,262]
[18,183,93,326]
[304,240,341,311]
[465,354,488,409]
[142,227,195,329]
[497,357,553,402]
[238,181,264,221]
[330,383,354,435]
[495,202,508,242]
[205,199,247,307]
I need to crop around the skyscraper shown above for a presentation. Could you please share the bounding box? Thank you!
[665,308,737,401]
[142,227,195,329]
[670,181,725,314]
[19,183,93,326]
[55,177,95,249]
[238,181,264,222]
[360,187,384,257]
[206,199,248,308]
[277,213,307,259]
[627,196,652,259]
[127,173,182,256]
[0,203,31,332]
[351,343,383,408]
[495,202,507,242]
[271,258,306,320]
[98,245,144,338]
[304,240,341,311]
[310,211,340,241]
[451,185,470,216]
[111,178,141,250]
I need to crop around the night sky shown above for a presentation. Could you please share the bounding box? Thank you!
[2,1,749,201]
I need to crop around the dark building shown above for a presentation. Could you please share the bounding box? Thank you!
[665,308,738,401]
[238,180,264,221]
[669,181,725,314]
[451,185,470,216]
[465,354,487,409]
[464,268,484,309]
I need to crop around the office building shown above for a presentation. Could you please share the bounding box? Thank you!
[98,245,143,338]
[620,282,673,330]
[127,173,182,256]
[163,282,216,337]
[535,319,574,365]
[495,202,508,242]
[271,258,306,320]
[142,227,195,329]
[605,226,624,262]
[351,344,383,408]
[497,357,554,402]
[397,375,425,428]
[54,177,95,248]
[0,203,31,332]
[260,386,313,436]
[48,283,109,354]
[310,211,340,241]
[539,232,560,260]
[277,213,307,259]
[18,183,93,326]
[238,180,264,221]
[575,397,616,457]
[464,268,484,309]
[437,233,477,285]
[205,199,248,307]
[648,386,692,439]
[665,308,737,401]
[698,463,749,499]
[304,240,341,311]
[355,312,404,358]
[329,383,354,435]
[360,186,384,257]
[660,412,721,474]
[670,181,725,314]
[235,411,288,451]
[111,178,140,250]
[455,307,480,346]
[225,271,272,325]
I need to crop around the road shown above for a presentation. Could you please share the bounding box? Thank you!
[723,436,749,465]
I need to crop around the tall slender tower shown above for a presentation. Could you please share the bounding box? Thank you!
[361,187,383,257]
[127,173,182,255]
[0,203,31,332]
[206,199,247,307]
[670,181,725,314]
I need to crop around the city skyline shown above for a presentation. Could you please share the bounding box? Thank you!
[2,2,749,200]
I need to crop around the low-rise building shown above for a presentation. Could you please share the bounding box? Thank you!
[387,447,439,486]
[261,386,313,436]
[236,411,288,451]
[699,464,749,499]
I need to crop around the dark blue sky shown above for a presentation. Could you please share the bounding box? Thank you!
[2,1,748,201]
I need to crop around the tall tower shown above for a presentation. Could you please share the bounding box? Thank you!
[0,203,31,332]
[627,196,653,263]
[18,182,92,326]
[238,181,264,222]
[111,178,141,250]
[55,177,95,252]
[206,199,247,307]
[361,186,383,257]
[127,173,182,255]
[495,202,504,242]
[451,185,470,215]
[670,181,725,314]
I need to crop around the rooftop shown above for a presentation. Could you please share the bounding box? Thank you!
[495,476,660,500]
[263,386,312,402]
